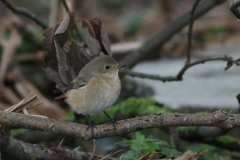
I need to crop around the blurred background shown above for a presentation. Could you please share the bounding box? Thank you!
[0,0,240,159]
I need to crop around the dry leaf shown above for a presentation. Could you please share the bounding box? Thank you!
[42,11,113,93]
[54,11,75,46]
[54,41,71,85]
[175,150,200,160]
[76,21,101,56]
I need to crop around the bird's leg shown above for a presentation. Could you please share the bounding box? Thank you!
[86,115,96,135]
[104,111,118,130]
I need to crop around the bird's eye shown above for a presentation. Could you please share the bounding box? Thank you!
[104,65,110,70]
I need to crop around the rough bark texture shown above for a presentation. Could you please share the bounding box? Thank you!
[0,110,238,141]
[0,130,91,160]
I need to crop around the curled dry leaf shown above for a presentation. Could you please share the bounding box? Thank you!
[54,11,75,46]
[54,41,71,85]
[42,11,112,93]
[77,18,112,56]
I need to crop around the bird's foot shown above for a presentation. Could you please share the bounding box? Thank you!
[109,119,118,131]
[86,123,97,135]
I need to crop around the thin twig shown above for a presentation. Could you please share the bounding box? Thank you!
[61,0,70,12]
[120,69,177,82]
[89,139,96,160]
[58,136,66,148]
[186,0,201,64]
[121,56,240,82]
[0,0,48,29]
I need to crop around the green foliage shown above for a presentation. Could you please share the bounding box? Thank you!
[62,111,75,121]
[215,135,237,144]
[116,132,181,160]
[90,97,169,124]
[62,98,169,124]
[11,129,30,137]
[204,25,226,41]
[185,143,240,160]
[178,126,197,136]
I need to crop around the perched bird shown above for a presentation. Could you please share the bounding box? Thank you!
[55,55,126,133]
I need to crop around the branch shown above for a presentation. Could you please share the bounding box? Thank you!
[61,0,70,12]
[186,0,201,64]
[120,0,226,69]
[0,129,114,160]
[229,0,240,20]
[120,56,240,82]
[0,110,239,141]
[0,0,48,29]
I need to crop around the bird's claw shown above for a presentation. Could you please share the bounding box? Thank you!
[86,124,97,135]
[109,119,118,131]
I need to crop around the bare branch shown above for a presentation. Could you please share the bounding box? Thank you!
[0,0,48,29]
[61,0,70,12]
[229,0,240,20]
[186,0,201,64]
[120,0,227,69]
[120,69,178,82]
[121,56,240,82]
[0,130,115,160]
[0,110,239,141]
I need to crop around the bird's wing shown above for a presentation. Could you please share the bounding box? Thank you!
[55,74,93,99]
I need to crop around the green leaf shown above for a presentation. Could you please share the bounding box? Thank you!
[115,140,134,146]
[122,150,138,160]
[161,148,181,157]
[135,132,144,141]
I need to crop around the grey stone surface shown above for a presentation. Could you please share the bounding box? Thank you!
[129,44,240,109]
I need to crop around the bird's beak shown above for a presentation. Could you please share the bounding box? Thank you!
[117,64,127,69]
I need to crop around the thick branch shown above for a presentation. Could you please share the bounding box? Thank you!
[0,110,239,141]
[186,0,201,64]
[0,0,48,29]
[120,56,240,82]
[120,0,226,69]
[0,130,113,160]
[229,0,240,19]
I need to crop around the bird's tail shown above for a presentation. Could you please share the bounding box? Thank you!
[55,94,67,99]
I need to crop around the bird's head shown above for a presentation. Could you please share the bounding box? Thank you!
[81,55,127,78]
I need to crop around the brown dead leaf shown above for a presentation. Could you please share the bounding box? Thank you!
[54,11,75,46]
[137,152,158,160]
[76,21,101,56]
[175,150,201,160]
[42,23,59,69]
[54,41,71,85]
[76,18,112,56]
[42,11,112,92]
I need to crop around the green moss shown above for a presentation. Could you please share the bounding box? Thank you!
[204,26,226,41]
[62,112,74,121]
[11,129,30,137]
[178,126,197,136]
[215,135,237,144]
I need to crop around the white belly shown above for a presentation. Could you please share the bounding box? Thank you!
[66,76,121,115]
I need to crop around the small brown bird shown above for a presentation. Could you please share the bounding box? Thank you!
[56,55,126,133]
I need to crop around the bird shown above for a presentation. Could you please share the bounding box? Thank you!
[55,55,126,134]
